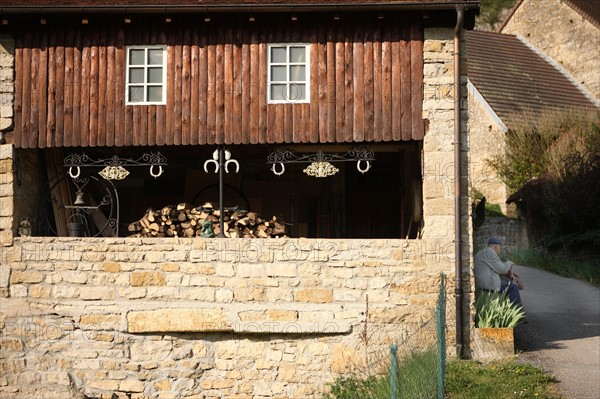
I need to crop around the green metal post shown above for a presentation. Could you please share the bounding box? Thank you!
[437,273,446,399]
[390,344,398,399]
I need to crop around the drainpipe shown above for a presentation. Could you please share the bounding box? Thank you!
[454,4,465,359]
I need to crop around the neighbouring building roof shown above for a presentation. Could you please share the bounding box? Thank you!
[466,30,597,125]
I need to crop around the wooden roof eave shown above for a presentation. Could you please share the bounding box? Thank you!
[0,1,481,14]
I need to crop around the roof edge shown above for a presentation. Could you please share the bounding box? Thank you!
[515,34,600,108]
[0,2,481,14]
[466,78,508,133]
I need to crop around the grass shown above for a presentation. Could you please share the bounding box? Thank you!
[325,348,437,399]
[510,248,600,286]
[446,360,563,399]
[485,203,505,217]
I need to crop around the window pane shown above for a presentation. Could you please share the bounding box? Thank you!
[128,86,144,102]
[129,49,145,65]
[271,47,286,63]
[289,84,306,101]
[290,65,305,82]
[147,67,163,84]
[290,47,306,63]
[270,66,287,82]
[270,84,287,101]
[147,86,163,102]
[148,49,163,65]
[129,68,145,84]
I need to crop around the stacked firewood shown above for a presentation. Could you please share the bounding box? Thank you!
[128,202,287,238]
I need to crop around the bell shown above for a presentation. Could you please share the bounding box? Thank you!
[74,192,86,206]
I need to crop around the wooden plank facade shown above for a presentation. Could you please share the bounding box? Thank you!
[12,14,424,148]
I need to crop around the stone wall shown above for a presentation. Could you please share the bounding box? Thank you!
[422,27,474,356]
[0,144,13,246]
[501,0,600,101]
[0,237,455,399]
[0,35,14,138]
[474,217,529,255]
[466,85,510,213]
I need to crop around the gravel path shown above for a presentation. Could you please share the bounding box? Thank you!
[512,265,600,399]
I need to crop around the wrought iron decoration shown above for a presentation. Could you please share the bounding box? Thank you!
[203,146,240,238]
[64,152,168,180]
[267,147,375,177]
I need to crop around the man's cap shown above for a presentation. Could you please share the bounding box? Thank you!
[487,237,503,245]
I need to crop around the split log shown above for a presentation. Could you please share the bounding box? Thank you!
[128,203,287,239]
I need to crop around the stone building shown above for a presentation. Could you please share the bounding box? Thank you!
[0,1,479,398]
[465,28,599,214]
[500,0,600,102]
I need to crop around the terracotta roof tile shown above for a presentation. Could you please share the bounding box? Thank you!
[466,30,597,125]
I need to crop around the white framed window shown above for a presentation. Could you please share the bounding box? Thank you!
[267,44,310,104]
[125,45,167,105]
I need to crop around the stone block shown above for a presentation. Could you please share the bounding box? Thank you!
[215,264,235,277]
[131,271,165,287]
[0,263,9,287]
[119,287,146,299]
[266,309,298,321]
[29,285,52,298]
[80,314,121,327]
[234,287,265,302]
[101,261,121,273]
[119,379,145,393]
[266,263,297,277]
[294,288,333,303]
[369,307,410,323]
[87,379,120,391]
[0,199,12,221]
[10,270,43,284]
[153,379,170,391]
[160,263,180,272]
[265,288,293,302]
[127,308,231,333]
[215,288,234,303]
[80,287,116,301]
[236,263,266,278]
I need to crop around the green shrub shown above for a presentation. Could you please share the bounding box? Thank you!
[488,110,600,241]
[475,291,525,328]
[477,0,518,28]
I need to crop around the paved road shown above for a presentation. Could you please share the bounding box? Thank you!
[512,265,600,399]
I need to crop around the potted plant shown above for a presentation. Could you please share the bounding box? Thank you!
[473,292,526,362]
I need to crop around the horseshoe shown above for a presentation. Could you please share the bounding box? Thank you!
[204,159,219,174]
[68,166,81,179]
[225,159,240,174]
[150,165,163,178]
[271,163,285,176]
[357,160,371,174]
